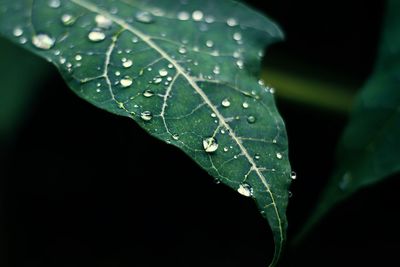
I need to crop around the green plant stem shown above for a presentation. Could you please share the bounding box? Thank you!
[261,68,356,114]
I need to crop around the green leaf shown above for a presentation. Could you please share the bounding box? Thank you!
[0,37,50,141]
[297,0,400,240]
[0,0,292,265]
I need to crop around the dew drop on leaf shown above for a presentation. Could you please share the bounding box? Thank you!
[202,137,218,153]
[290,171,297,180]
[242,102,249,109]
[140,111,153,121]
[95,14,112,28]
[122,59,133,68]
[247,115,256,124]
[192,10,204,21]
[120,76,133,87]
[48,0,60,8]
[13,27,23,37]
[227,17,238,27]
[237,183,253,197]
[254,154,261,160]
[276,152,283,160]
[172,134,180,140]
[143,89,154,98]
[159,69,168,77]
[135,11,154,24]
[88,29,106,42]
[32,33,55,50]
[221,98,231,107]
[177,11,190,21]
[61,14,75,26]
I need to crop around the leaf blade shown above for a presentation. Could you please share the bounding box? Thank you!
[0,0,292,265]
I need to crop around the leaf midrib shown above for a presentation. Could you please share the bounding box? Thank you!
[69,0,284,260]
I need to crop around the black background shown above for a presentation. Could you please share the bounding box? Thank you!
[2,0,400,266]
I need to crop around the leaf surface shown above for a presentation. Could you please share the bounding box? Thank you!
[0,0,292,264]
[298,0,400,239]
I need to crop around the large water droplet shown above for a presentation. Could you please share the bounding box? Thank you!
[202,137,218,153]
[143,89,154,98]
[135,11,154,23]
[120,76,133,88]
[247,115,256,124]
[140,111,153,121]
[221,98,231,108]
[95,14,112,28]
[88,29,106,42]
[237,183,253,197]
[32,33,55,50]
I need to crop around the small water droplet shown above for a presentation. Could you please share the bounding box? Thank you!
[221,98,231,108]
[223,147,229,152]
[213,66,220,75]
[178,46,187,54]
[135,11,154,23]
[153,77,162,84]
[95,14,112,28]
[237,183,253,197]
[233,32,242,41]
[88,29,106,42]
[210,113,216,118]
[48,0,60,8]
[290,171,297,180]
[247,115,256,124]
[192,10,203,21]
[159,69,168,77]
[74,54,82,61]
[276,152,283,159]
[61,14,75,26]
[172,134,180,140]
[115,71,121,76]
[13,27,23,37]
[227,18,238,27]
[242,102,249,109]
[206,40,214,48]
[122,59,133,68]
[236,60,244,69]
[288,191,293,198]
[339,172,352,190]
[140,111,152,121]
[120,76,133,88]
[254,154,261,160]
[143,89,154,98]
[202,137,218,153]
[32,33,55,50]
[177,11,190,21]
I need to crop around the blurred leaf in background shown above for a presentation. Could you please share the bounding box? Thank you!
[297,0,400,240]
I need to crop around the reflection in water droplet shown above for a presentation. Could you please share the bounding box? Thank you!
[276,152,283,159]
[143,89,154,98]
[88,29,106,42]
[120,76,133,88]
[122,59,133,68]
[237,183,253,197]
[290,171,297,180]
[61,14,75,26]
[177,11,190,21]
[32,33,55,50]
[140,111,153,121]
[192,10,203,21]
[159,69,168,77]
[135,11,154,23]
[288,191,293,198]
[202,137,218,153]
[95,14,112,28]
[221,98,231,108]
[13,27,23,37]
[247,115,256,124]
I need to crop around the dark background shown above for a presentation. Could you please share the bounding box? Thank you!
[1,0,400,266]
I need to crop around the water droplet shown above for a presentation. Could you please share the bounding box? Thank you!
[288,191,293,198]
[120,76,133,88]
[339,172,352,190]
[13,27,23,37]
[48,0,60,8]
[254,154,261,160]
[88,29,106,42]
[172,134,180,140]
[233,32,242,41]
[206,40,214,48]
[221,98,231,108]
[192,10,203,21]
[205,16,215,24]
[115,71,121,76]
[276,152,283,159]
[213,66,220,75]
[236,60,244,69]
[135,11,154,23]
[210,113,216,118]
[242,102,249,109]
[153,77,162,84]
[290,171,297,180]
[143,89,154,98]
[61,14,75,26]
[32,33,55,50]
[178,46,187,54]
[202,137,218,153]
[74,54,82,61]
[140,111,153,121]
[122,59,133,68]
[177,11,190,21]
[227,18,238,27]
[237,183,253,197]
[247,115,256,124]
[95,14,112,28]
[223,147,229,152]
[159,69,168,77]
